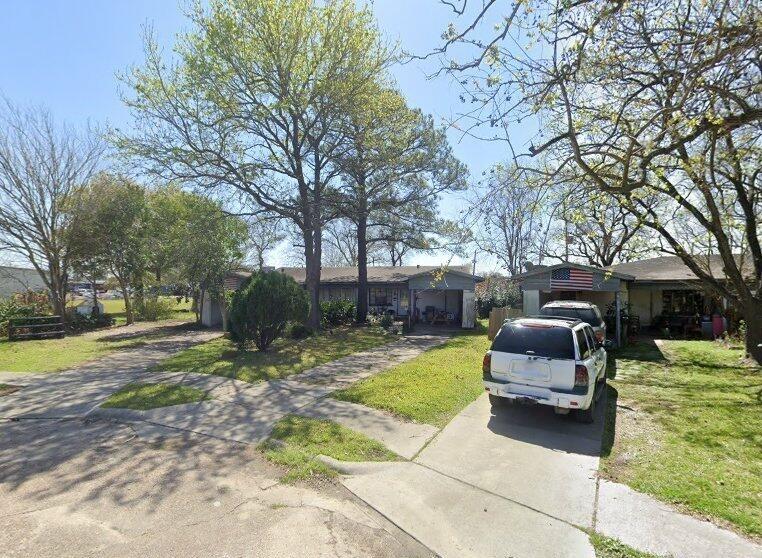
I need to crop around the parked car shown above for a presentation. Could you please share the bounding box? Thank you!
[482,316,607,422]
[540,301,606,343]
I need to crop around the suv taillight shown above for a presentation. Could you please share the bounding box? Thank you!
[574,364,589,387]
[595,330,605,343]
[482,353,492,380]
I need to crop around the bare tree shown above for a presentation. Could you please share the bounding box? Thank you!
[246,216,284,270]
[0,100,103,319]
[433,0,762,361]
[544,188,655,267]
[468,163,550,276]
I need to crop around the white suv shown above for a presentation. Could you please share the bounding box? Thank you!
[483,317,607,423]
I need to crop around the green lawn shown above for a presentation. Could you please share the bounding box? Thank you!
[101,382,209,410]
[261,415,399,482]
[603,339,762,538]
[589,533,662,558]
[155,326,392,383]
[333,325,489,427]
[94,297,193,325]
[0,324,191,373]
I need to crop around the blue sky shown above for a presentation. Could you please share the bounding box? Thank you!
[0,1,513,269]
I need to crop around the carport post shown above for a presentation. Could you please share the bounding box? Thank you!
[614,291,622,347]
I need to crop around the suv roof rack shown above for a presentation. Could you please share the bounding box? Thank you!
[524,315,583,325]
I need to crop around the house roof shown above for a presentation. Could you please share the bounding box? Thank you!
[274,265,479,284]
[607,255,754,282]
[511,262,635,281]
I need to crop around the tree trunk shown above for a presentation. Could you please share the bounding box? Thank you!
[356,215,369,323]
[744,301,762,364]
[120,278,134,325]
[304,226,322,329]
[47,262,67,323]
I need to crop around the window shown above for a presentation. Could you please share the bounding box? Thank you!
[575,329,591,359]
[369,288,389,306]
[662,290,705,315]
[540,306,604,326]
[492,324,575,360]
[584,327,597,351]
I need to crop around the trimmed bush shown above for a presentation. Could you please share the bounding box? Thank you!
[230,271,309,350]
[320,299,356,327]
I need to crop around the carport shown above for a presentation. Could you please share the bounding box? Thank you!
[512,263,635,346]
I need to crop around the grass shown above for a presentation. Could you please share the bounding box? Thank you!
[89,297,193,326]
[260,415,399,482]
[101,382,210,410]
[603,338,762,538]
[333,324,489,427]
[155,326,392,384]
[589,533,663,558]
[0,323,192,373]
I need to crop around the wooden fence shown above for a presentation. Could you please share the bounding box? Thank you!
[8,316,65,341]
[487,307,523,340]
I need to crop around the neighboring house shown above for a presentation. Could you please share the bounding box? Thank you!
[513,255,754,344]
[201,264,482,329]
[0,265,48,298]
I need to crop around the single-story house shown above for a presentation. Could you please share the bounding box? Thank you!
[201,264,482,329]
[513,255,753,344]
[0,265,48,298]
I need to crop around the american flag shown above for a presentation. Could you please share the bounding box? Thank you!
[550,267,594,290]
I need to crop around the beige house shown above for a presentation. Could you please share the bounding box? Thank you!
[202,265,482,329]
[513,255,750,344]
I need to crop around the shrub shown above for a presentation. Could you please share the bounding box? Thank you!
[320,299,356,327]
[475,275,521,318]
[380,312,393,329]
[0,291,52,336]
[66,312,115,332]
[287,323,314,339]
[135,296,177,321]
[230,270,309,350]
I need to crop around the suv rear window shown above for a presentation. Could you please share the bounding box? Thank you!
[491,323,575,360]
[540,306,603,327]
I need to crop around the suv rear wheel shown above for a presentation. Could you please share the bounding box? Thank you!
[488,394,506,408]
[575,394,596,423]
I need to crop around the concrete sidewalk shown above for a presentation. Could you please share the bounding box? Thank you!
[89,331,451,446]
[0,328,221,419]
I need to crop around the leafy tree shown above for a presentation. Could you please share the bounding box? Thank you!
[115,0,391,329]
[434,0,762,361]
[67,174,147,324]
[334,86,468,321]
[229,270,308,350]
[0,101,104,320]
[173,193,247,329]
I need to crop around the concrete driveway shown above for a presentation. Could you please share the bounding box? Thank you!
[418,394,603,528]
[335,394,603,558]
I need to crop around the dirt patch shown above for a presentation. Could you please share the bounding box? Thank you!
[600,399,662,481]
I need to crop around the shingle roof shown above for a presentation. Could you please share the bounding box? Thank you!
[275,265,476,284]
[607,255,753,282]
